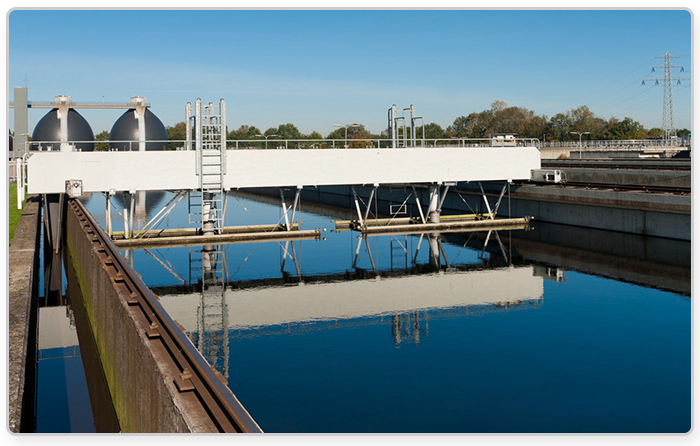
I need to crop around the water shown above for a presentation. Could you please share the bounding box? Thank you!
[74,190,690,433]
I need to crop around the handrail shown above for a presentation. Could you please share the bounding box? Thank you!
[26,138,542,152]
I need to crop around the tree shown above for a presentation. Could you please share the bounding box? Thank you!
[676,128,691,139]
[603,117,646,140]
[491,106,534,135]
[419,123,445,140]
[275,123,302,140]
[166,122,187,150]
[549,113,572,141]
[569,106,607,139]
[491,100,508,113]
[229,125,262,140]
[647,128,664,139]
[95,130,110,151]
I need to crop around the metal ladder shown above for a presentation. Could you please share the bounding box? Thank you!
[196,246,229,380]
[188,98,227,233]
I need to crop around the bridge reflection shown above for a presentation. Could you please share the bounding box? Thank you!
[147,228,544,375]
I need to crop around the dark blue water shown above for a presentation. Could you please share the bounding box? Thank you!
[79,191,691,434]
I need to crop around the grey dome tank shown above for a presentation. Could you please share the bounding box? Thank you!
[32,108,95,152]
[109,108,168,151]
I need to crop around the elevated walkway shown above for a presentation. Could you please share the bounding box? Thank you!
[25,146,541,194]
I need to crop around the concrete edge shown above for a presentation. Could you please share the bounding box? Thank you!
[8,195,41,433]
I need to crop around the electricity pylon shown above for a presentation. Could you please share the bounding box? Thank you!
[643,51,689,143]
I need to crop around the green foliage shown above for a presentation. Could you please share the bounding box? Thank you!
[180,101,663,145]
[166,122,187,150]
[647,128,664,139]
[603,117,646,140]
[420,123,445,139]
[677,128,691,138]
[9,183,24,245]
[95,130,110,151]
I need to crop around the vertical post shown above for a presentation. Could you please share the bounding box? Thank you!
[106,192,112,237]
[186,102,192,151]
[427,184,440,223]
[478,182,494,220]
[411,186,426,224]
[409,105,416,148]
[129,192,135,239]
[352,187,364,227]
[280,189,290,231]
[220,98,227,174]
[131,96,148,152]
[123,206,129,239]
[16,158,23,210]
[13,87,28,158]
[363,186,376,224]
[289,187,301,231]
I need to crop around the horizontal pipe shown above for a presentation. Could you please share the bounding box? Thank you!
[113,228,321,248]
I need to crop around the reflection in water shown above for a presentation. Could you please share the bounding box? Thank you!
[156,231,545,353]
[76,190,690,433]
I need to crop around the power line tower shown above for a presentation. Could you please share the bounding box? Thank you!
[643,51,689,143]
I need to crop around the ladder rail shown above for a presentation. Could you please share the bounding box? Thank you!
[189,99,227,233]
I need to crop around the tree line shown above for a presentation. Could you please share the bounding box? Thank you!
[92,100,690,150]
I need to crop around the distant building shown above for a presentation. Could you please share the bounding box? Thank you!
[489,133,517,147]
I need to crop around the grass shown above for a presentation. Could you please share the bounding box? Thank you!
[9,183,25,246]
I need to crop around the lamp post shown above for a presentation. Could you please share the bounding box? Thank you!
[255,134,277,150]
[333,123,360,148]
[570,131,590,159]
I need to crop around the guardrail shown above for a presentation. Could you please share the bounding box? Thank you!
[542,139,686,149]
[24,138,542,152]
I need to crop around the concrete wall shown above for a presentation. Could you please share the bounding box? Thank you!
[64,200,219,432]
[270,183,690,241]
[8,195,41,433]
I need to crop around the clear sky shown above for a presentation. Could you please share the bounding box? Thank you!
[6,8,693,137]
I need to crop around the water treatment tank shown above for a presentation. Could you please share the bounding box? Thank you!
[31,108,95,152]
[109,108,168,151]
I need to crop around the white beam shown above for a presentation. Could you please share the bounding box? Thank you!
[26,147,541,194]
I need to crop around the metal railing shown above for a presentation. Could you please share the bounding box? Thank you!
[24,137,543,152]
[542,139,685,149]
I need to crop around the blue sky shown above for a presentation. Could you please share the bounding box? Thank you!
[6,8,693,136]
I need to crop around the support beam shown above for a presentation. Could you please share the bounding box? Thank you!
[427,184,440,223]
[478,182,495,220]
[352,187,365,227]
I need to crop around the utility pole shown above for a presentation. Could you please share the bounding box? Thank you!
[643,51,689,144]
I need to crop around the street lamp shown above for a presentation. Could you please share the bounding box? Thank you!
[570,131,590,159]
[333,123,360,148]
[255,134,277,150]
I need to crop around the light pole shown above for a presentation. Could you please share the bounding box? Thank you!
[333,123,360,148]
[570,131,590,159]
[255,134,277,150]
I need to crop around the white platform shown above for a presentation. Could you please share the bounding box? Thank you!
[26,146,541,194]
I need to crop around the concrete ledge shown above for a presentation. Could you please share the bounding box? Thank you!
[65,200,230,432]
[8,195,42,433]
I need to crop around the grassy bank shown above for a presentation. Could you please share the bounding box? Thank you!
[9,183,25,245]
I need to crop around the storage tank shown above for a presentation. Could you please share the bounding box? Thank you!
[31,108,95,152]
[110,107,168,151]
